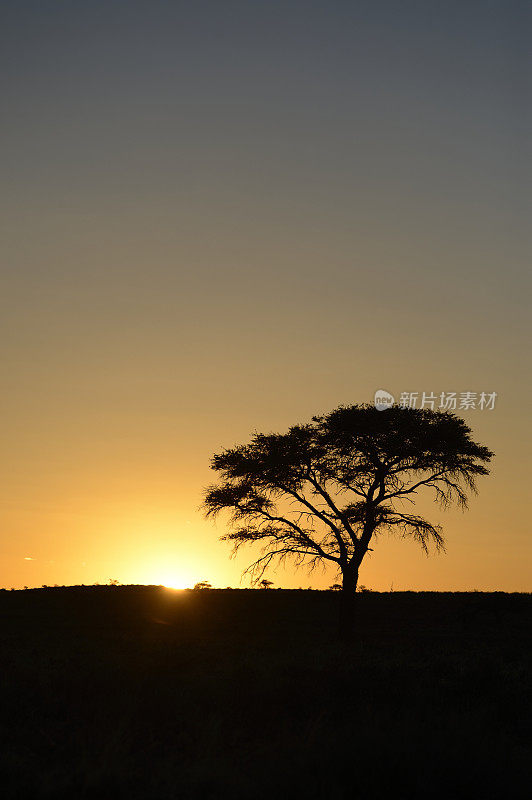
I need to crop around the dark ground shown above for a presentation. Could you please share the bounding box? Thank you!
[0,586,530,799]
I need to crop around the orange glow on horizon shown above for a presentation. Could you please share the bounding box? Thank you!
[139,559,206,592]
[159,578,190,590]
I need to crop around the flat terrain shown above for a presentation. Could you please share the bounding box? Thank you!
[0,587,530,799]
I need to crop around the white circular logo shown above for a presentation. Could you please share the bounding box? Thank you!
[374,389,395,411]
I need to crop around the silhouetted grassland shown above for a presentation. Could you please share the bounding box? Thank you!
[0,587,530,799]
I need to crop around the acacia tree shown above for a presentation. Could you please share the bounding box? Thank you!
[203,404,493,630]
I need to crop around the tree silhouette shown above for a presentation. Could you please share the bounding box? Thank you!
[203,404,493,634]
[258,579,274,589]
[193,581,212,591]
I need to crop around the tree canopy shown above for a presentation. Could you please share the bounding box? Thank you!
[203,404,493,597]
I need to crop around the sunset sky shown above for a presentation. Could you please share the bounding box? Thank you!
[1,0,530,591]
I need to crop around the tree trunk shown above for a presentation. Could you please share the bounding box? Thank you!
[338,565,359,640]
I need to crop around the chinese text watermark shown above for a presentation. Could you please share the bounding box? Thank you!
[374,389,497,411]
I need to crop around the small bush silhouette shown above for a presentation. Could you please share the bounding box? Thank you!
[193,581,212,591]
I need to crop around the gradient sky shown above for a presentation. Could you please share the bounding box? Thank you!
[1,0,530,591]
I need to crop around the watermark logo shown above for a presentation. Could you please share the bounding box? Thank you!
[374,389,395,411]
[374,390,497,411]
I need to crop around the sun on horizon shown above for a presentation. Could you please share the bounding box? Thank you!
[151,571,199,591]
[130,554,209,592]
[161,579,189,591]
